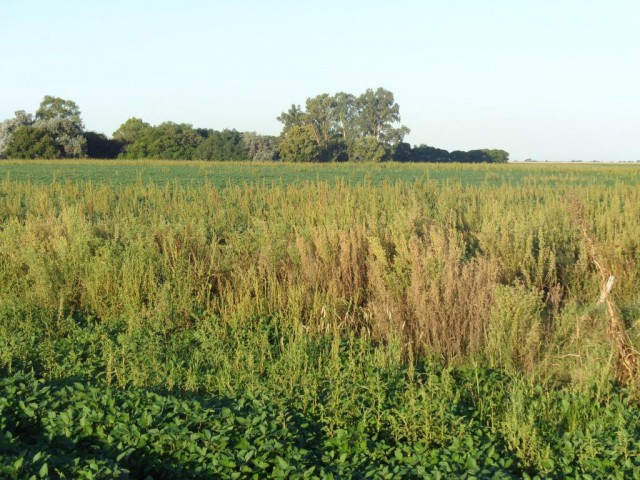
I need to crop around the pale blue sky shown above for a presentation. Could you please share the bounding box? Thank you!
[1,0,638,161]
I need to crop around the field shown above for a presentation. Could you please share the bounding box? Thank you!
[2,159,640,188]
[1,160,640,478]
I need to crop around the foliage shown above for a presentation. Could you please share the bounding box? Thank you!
[0,111,33,158]
[1,93,511,163]
[117,122,203,160]
[2,329,640,478]
[278,125,321,162]
[112,117,151,146]
[480,149,509,163]
[1,163,640,475]
[277,88,410,162]
[399,144,451,162]
[113,121,251,161]
[451,149,510,163]
[355,87,410,145]
[3,126,62,159]
[84,132,122,159]
[395,145,510,163]
[275,89,509,163]
[242,132,280,161]
[194,129,247,161]
[348,137,387,162]
[1,97,86,159]
[0,159,638,188]
[33,96,87,157]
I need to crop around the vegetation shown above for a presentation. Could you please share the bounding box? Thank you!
[1,162,640,476]
[4,159,638,188]
[0,97,86,159]
[0,93,508,162]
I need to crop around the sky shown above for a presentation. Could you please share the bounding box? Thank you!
[1,0,638,161]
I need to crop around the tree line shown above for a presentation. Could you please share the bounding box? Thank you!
[0,92,508,163]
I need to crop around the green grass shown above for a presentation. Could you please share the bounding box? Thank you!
[1,159,639,188]
[2,314,640,479]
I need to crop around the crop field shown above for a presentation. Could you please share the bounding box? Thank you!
[2,159,640,188]
[1,161,640,478]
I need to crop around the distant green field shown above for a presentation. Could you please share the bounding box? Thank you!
[1,159,639,187]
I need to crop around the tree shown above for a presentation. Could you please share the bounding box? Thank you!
[113,117,151,145]
[36,96,83,122]
[84,131,122,159]
[480,149,509,163]
[277,88,410,162]
[348,137,386,163]
[193,129,247,161]
[1,96,87,159]
[276,105,307,135]
[4,125,62,159]
[146,122,203,160]
[305,93,338,145]
[355,88,410,145]
[242,132,279,161]
[35,96,86,157]
[115,121,204,160]
[333,92,357,143]
[392,142,413,162]
[319,139,348,162]
[450,149,509,163]
[278,94,350,162]
[0,111,33,158]
[113,118,152,158]
[409,145,451,163]
[278,125,321,162]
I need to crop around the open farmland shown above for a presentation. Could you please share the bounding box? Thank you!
[1,161,640,478]
[2,159,640,188]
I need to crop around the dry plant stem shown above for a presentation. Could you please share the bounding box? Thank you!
[596,276,615,307]
[570,197,639,384]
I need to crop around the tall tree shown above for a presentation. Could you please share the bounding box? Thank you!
[333,92,357,143]
[277,88,409,162]
[276,105,307,135]
[35,96,86,157]
[305,93,338,145]
[355,88,409,145]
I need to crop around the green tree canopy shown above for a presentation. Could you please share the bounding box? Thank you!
[278,125,321,162]
[348,137,386,163]
[355,88,410,145]
[112,117,151,145]
[4,125,62,159]
[450,149,509,163]
[34,96,86,157]
[1,97,86,158]
[480,149,509,163]
[277,88,409,162]
[0,111,33,158]
[193,129,247,161]
[115,121,203,160]
[242,132,280,161]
